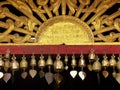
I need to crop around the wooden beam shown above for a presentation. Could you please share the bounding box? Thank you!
[0,43,120,54]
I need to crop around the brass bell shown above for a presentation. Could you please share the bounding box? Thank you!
[29,54,37,78]
[0,54,4,67]
[71,54,77,68]
[54,54,64,72]
[20,55,28,70]
[93,56,101,71]
[10,54,19,71]
[38,54,46,68]
[78,53,86,67]
[4,61,10,72]
[102,54,109,67]
[64,55,68,64]
[30,54,36,67]
[46,55,53,66]
[88,49,96,61]
[70,54,77,78]
[109,54,116,67]
[64,55,69,70]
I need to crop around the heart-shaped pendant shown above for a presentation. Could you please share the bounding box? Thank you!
[54,73,63,85]
[70,70,77,78]
[78,71,86,80]
[21,72,28,79]
[29,69,37,78]
[3,73,11,83]
[39,70,45,78]
[87,64,93,71]
[116,73,120,84]
[102,70,109,78]
[45,72,53,85]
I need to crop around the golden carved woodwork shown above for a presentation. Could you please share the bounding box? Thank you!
[36,16,94,44]
[0,0,120,44]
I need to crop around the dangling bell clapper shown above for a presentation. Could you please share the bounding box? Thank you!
[38,54,45,78]
[78,53,86,80]
[29,54,37,78]
[10,54,19,75]
[20,55,28,79]
[102,54,109,78]
[70,54,77,78]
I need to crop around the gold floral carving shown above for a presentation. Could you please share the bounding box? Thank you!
[0,0,119,44]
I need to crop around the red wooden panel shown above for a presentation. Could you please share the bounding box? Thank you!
[0,45,120,54]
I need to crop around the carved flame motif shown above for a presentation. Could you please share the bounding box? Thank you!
[0,0,120,43]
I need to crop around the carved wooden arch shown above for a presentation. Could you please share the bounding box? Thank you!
[0,0,120,44]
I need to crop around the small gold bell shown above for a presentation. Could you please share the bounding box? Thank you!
[0,54,4,67]
[71,54,77,68]
[10,54,19,71]
[102,54,109,67]
[20,55,28,70]
[64,55,69,70]
[78,53,86,67]
[109,54,116,67]
[54,54,64,72]
[93,56,101,72]
[30,54,36,67]
[29,54,37,78]
[4,61,10,72]
[38,54,46,68]
[88,49,96,61]
[64,55,68,64]
[46,55,53,66]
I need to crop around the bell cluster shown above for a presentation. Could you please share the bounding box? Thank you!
[0,49,120,84]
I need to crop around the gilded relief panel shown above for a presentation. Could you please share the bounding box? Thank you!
[0,0,119,44]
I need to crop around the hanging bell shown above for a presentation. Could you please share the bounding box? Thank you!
[109,54,117,78]
[78,53,86,80]
[70,54,77,78]
[71,54,77,68]
[54,54,64,72]
[88,49,96,61]
[78,53,86,67]
[30,54,37,67]
[4,61,10,72]
[64,55,69,70]
[0,54,4,67]
[20,55,28,70]
[109,54,116,67]
[64,55,68,64]
[45,55,54,85]
[46,55,53,66]
[10,54,19,71]
[38,54,46,68]
[101,54,109,78]
[29,54,37,78]
[102,54,109,67]
[93,56,101,72]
